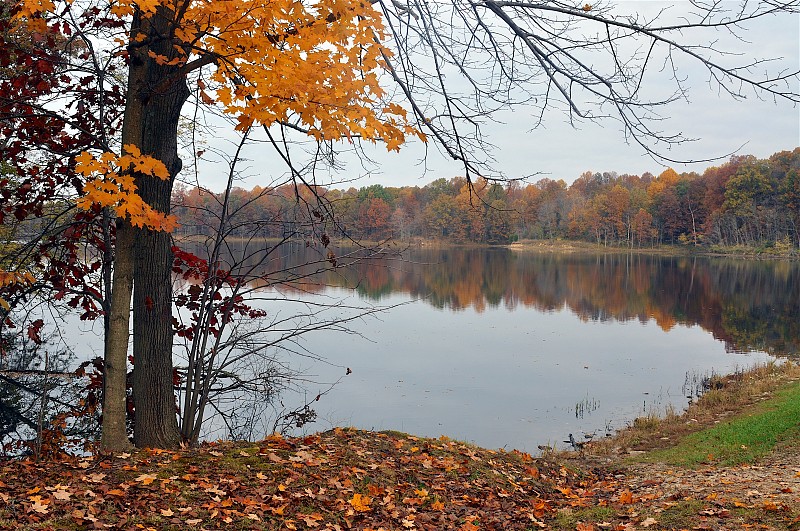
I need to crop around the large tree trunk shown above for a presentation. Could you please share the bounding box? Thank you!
[131,6,189,449]
[131,95,186,447]
[132,225,182,448]
[103,6,188,449]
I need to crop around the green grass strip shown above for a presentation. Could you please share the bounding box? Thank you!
[644,380,800,467]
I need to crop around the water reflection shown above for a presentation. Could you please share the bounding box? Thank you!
[176,241,796,450]
[222,243,799,358]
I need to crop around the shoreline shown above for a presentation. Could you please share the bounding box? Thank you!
[172,234,799,260]
[506,238,800,260]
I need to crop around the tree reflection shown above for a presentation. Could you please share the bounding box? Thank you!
[224,244,798,358]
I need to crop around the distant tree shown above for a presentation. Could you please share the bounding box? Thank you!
[359,198,392,239]
[631,209,656,248]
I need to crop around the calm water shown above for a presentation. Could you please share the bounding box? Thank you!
[219,245,798,452]
[63,245,800,451]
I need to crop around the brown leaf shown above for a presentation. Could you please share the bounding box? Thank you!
[299,513,323,527]
[135,473,157,485]
[28,495,50,514]
[52,489,71,501]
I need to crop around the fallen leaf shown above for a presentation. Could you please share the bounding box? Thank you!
[52,490,71,501]
[299,513,323,526]
[618,490,634,504]
[28,495,50,514]
[349,493,372,512]
[135,473,158,485]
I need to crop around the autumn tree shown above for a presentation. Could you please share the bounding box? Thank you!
[631,208,656,248]
[3,0,800,451]
[0,0,133,454]
[4,0,416,450]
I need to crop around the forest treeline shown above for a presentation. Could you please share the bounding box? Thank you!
[172,148,800,249]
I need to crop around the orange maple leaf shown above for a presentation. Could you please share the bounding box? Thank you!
[349,493,372,512]
[618,489,635,504]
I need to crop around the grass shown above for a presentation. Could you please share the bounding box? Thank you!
[507,238,800,259]
[552,505,618,528]
[645,499,706,528]
[642,378,800,466]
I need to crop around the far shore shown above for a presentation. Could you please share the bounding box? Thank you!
[506,238,800,260]
[172,234,799,260]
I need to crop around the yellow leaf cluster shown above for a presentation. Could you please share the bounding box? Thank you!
[348,493,372,512]
[14,0,425,150]
[12,0,56,19]
[197,0,416,146]
[74,146,177,231]
[0,270,35,288]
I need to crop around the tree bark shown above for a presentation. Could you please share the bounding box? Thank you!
[103,5,189,449]
[100,8,148,451]
[130,6,189,449]
[101,220,134,451]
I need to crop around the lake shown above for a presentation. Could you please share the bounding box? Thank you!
[58,244,798,452]
[201,244,797,452]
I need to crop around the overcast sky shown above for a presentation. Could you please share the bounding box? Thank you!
[191,1,800,192]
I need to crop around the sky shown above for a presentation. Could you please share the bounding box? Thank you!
[191,1,800,192]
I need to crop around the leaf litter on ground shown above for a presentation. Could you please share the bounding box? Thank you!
[2,363,800,530]
[0,427,641,530]
[0,425,798,530]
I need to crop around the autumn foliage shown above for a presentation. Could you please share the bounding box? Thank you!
[75,145,176,230]
[2,0,422,238]
[172,149,800,249]
[1,0,430,450]
[1,428,797,529]
[2,0,798,456]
